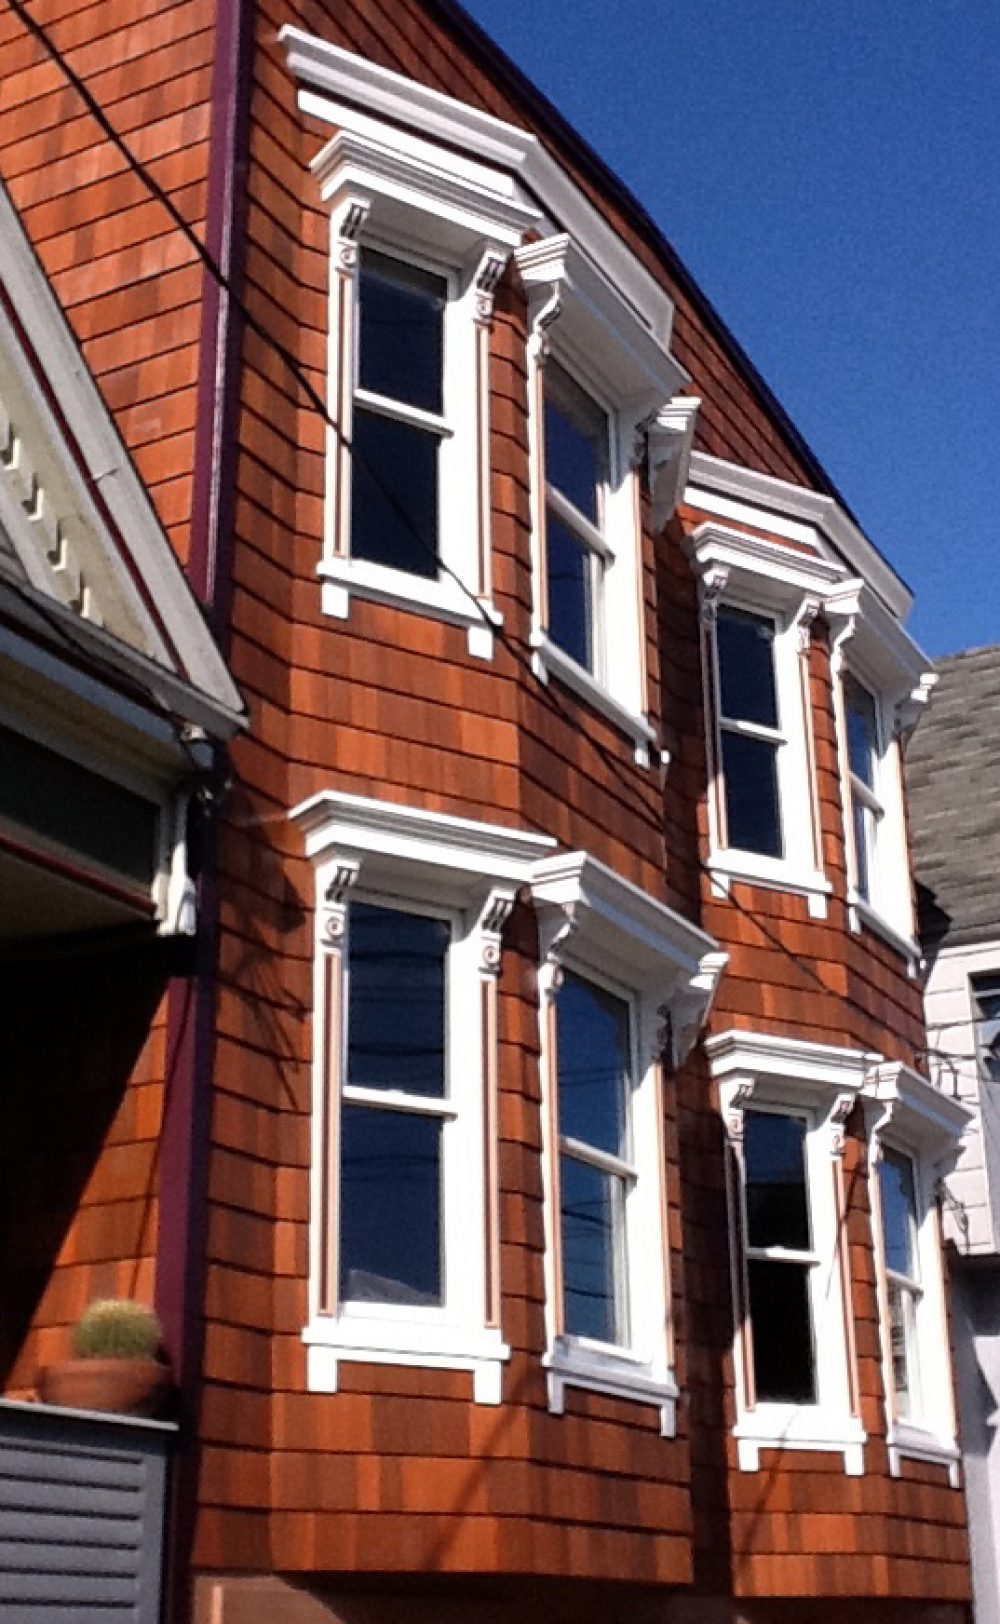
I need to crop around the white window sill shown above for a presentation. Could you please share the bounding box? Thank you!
[531,633,657,767]
[734,1404,867,1474]
[847,890,921,975]
[706,851,832,918]
[302,1316,510,1405]
[887,1419,961,1487]
[544,1339,678,1437]
[317,556,502,660]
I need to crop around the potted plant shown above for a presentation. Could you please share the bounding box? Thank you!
[37,1299,171,1417]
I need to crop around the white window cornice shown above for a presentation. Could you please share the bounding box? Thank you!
[863,1061,973,1161]
[825,576,936,731]
[687,521,847,618]
[531,849,726,1065]
[706,1028,875,1113]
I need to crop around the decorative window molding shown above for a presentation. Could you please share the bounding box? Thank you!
[826,578,935,963]
[689,524,843,915]
[531,851,726,1433]
[707,1028,872,1474]
[290,790,555,1404]
[864,1061,972,1486]
[310,116,540,659]
[516,235,689,765]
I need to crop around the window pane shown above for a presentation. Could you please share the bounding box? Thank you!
[844,673,879,790]
[853,798,873,901]
[347,902,447,1098]
[544,362,606,523]
[555,971,631,1158]
[560,1153,628,1344]
[351,407,438,578]
[546,511,594,671]
[744,1112,811,1251]
[747,1258,816,1403]
[721,730,783,857]
[887,1279,919,1418]
[879,1149,918,1280]
[339,1105,442,1306]
[358,250,445,413]
[717,609,778,729]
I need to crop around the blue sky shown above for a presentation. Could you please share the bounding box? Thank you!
[459,0,1000,656]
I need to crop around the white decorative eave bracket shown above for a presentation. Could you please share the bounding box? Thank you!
[279,26,683,360]
[514,234,686,417]
[863,1061,973,1163]
[290,789,556,905]
[530,850,727,1067]
[824,577,937,736]
[687,521,847,623]
[310,122,541,262]
[647,396,701,532]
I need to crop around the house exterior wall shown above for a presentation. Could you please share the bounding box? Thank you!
[0,0,972,1617]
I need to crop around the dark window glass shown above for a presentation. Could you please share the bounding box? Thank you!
[544,363,606,523]
[747,1257,816,1403]
[744,1112,811,1251]
[351,408,438,577]
[555,971,630,1158]
[546,512,593,671]
[347,902,447,1098]
[721,731,783,857]
[717,609,779,729]
[339,1105,442,1305]
[358,250,445,413]
[844,673,879,790]
[560,1154,624,1343]
[879,1149,918,1279]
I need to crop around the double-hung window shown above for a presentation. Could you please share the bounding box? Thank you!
[542,364,611,678]
[714,607,784,860]
[292,788,556,1404]
[842,671,884,906]
[742,1109,817,1404]
[865,1062,970,1481]
[350,251,448,582]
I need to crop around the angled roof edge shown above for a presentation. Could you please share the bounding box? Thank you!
[0,177,244,732]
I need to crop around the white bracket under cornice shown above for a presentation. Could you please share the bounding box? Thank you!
[646,396,701,532]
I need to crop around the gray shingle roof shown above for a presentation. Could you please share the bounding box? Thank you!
[908,644,1000,951]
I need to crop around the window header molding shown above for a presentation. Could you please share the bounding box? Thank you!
[863,1061,973,1161]
[706,1028,875,1118]
[825,578,936,733]
[688,522,847,622]
[280,27,681,358]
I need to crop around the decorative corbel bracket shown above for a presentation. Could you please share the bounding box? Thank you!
[720,1077,758,1143]
[667,949,729,1071]
[894,671,938,740]
[473,250,508,324]
[476,884,516,976]
[795,595,823,654]
[332,195,371,272]
[320,858,362,943]
[645,395,702,531]
[698,563,730,627]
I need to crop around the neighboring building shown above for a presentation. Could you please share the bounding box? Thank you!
[0,3,975,1622]
[909,644,1000,1624]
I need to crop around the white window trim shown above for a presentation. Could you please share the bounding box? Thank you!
[827,578,934,968]
[532,850,726,1434]
[516,235,690,766]
[290,790,555,1404]
[309,116,540,660]
[689,524,844,916]
[707,1028,872,1474]
[864,1061,972,1486]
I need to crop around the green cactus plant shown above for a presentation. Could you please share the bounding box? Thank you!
[71,1299,162,1362]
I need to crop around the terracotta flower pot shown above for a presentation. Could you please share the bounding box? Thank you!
[37,1357,171,1418]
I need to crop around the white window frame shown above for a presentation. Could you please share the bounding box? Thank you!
[290,789,555,1404]
[532,850,727,1435]
[864,1062,972,1486]
[516,235,689,766]
[309,110,541,660]
[826,577,935,966]
[689,525,844,917]
[707,1028,870,1474]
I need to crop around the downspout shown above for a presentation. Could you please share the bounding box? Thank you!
[158,0,254,1615]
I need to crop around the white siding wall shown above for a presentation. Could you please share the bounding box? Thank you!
[924,940,1000,1254]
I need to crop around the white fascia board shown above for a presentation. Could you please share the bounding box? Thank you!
[312,123,542,253]
[705,1028,877,1092]
[824,576,932,702]
[289,788,556,878]
[514,234,684,409]
[281,27,679,356]
[531,848,721,986]
[686,451,913,624]
[0,181,243,723]
[866,1062,974,1154]
[688,522,847,610]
